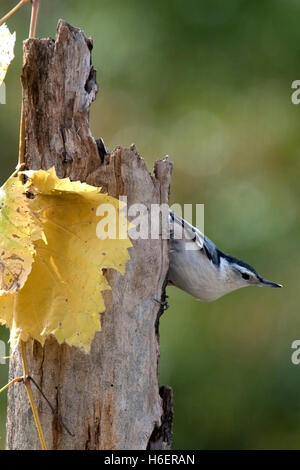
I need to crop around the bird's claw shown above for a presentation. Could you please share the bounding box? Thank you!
[154,298,169,311]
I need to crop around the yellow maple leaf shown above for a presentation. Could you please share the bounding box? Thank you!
[0,23,16,86]
[0,168,132,352]
[0,175,43,293]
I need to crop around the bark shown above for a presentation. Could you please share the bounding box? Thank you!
[6,20,173,450]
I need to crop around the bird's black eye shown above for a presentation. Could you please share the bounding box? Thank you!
[241,273,250,280]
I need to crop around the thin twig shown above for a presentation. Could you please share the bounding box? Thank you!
[18,1,47,450]
[0,372,74,438]
[1,0,47,451]
[18,0,40,168]
[29,0,40,39]
[0,376,23,394]
[20,340,48,450]
[29,376,75,437]
[0,0,31,26]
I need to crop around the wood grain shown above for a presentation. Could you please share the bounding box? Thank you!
[6,20,173,450]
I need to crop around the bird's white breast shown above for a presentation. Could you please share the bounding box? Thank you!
[168,240,236,301]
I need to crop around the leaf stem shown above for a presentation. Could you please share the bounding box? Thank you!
[1,0,46,450]
[20,339,29,375]
[0,0,31,26]
[29,0,40,39]
[0,376,23,394]
[20,340,48,450]
[1,343,48,449]
[18,0,40,168]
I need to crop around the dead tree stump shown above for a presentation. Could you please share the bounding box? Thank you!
[6,20,173,450]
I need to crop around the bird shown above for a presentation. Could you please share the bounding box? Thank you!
[168,211,282,301]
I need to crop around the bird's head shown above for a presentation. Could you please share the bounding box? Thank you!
[220,253,282,291]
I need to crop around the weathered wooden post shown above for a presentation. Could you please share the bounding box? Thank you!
[6,20,173,450]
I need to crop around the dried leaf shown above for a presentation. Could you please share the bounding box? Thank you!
[0,168,132,352]
[0,23,16,85]
[0,176,42,293]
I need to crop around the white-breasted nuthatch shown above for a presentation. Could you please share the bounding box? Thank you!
[168,211,282,301]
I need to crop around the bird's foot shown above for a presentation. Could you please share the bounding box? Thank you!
[153,297,169,311]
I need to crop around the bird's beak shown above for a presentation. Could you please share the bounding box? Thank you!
[259,278,282,288]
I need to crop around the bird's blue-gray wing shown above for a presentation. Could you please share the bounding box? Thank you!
[169,211,219,266]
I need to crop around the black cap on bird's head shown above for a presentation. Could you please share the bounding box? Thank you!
[220,252,283,289]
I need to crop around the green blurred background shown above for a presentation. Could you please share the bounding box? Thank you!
[0,0,299,449]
